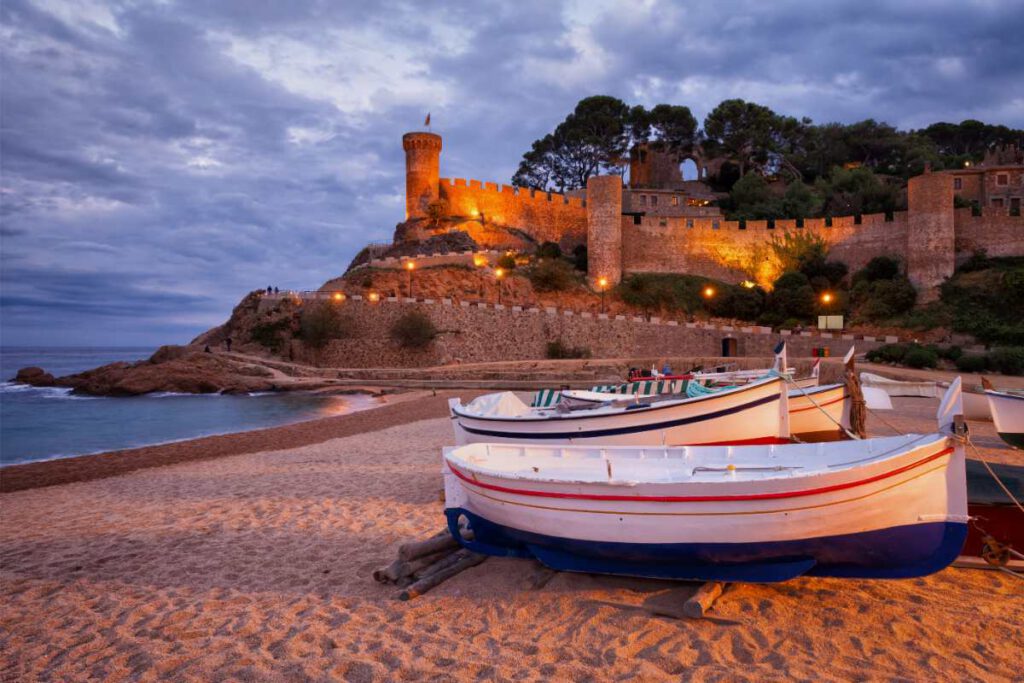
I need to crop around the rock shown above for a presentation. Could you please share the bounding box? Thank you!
[57,353,276,397]
[148,345,193,364]
[13,367,57,386]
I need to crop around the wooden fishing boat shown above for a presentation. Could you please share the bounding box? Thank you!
[448,376,789,447]
[860,372,1000,421]
[562,382,851,442]
[442,381,968,583]
[986,389,1024,448]
[961,460,1024,571]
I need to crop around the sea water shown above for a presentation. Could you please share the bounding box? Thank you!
[0,347,376,465]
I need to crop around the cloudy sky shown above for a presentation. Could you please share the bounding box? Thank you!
[2,0,1022,346]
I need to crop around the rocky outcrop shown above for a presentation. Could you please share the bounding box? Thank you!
[13,367,57,387]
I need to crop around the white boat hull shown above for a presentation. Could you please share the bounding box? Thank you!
[986,390,1024,449]
[443,433,967,582]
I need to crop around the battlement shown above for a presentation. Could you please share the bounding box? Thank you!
[628,210,906,235]
[439,178,587,208]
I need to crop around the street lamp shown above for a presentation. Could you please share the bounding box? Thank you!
[598,276,608,313]
[495,267,505,304]
[368,291,379,303]
[821,291,833,306]
[703,285,716,299]
[332,292,346,303]
[405,260,416,298]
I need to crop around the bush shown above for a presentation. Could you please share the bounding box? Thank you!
[390,310,437,349]
[708,284,766,321]
[528,259,577,292]
[250,319,291,352]
[536,241,562,259]
[902,346,938,369]
[571,244,588,272]
[300,302,353,349]
[851,277,917,320]
[955,354,988,373]
[866,343,911,364]
[938,345,963,362]
[853,256,901,284]
[988,347,1024,376]
[496,253,517,270]
[767,271,816,321]
[545,340,590,359]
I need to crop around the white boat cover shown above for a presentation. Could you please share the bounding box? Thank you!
[464,391,532,418]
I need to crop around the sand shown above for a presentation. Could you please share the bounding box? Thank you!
[2,395,1022,681]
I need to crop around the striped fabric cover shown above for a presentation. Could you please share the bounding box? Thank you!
[589,380,689,396]
[530,389,563,408]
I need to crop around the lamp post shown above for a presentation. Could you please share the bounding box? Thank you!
[702,285,715,300]
[405,260,416,299]
[332,292,346,303]
[598,276,608,313]
[495,267,505,304]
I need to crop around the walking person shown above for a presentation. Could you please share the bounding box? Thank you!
[225,337,232,353]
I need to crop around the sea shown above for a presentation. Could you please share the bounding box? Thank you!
[0,347,377,465]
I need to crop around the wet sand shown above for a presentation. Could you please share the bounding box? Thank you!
[1,394,1022,681]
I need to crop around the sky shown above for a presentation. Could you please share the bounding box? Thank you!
[1,0,1022,347]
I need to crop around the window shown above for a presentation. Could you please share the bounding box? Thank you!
[712,220,720,230]
[992,198,1005,207]
[672,195,679,206]
[686,219,694,229]
[953,177,962,190]
[639,195,647,206]
[996,173,1009,186]
[651,195,658,207]
[632,214,642,225]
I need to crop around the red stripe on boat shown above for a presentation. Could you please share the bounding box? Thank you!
[447,447,953,503]
[789,394,846,413]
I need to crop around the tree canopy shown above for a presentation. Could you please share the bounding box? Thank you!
[512,96,1024,218]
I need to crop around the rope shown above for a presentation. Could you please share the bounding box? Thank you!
[866,406,905,436]
[964,437,1024,515]
[783,376,860,440]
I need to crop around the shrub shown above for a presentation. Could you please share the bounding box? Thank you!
[496,253,517,270]
[390,310,437,349]
[938,345,963,362]
[853,256,901,284]
[300,302,353,349]
[425,198,449,226]
[545,340,590,359]
[955,354,988,373]
[851,277,917,320]
[528,259,577,292]
[988,347,1024,376]
[708,284,765,322]
[571,244,588,272]
[903,346,938,369]
[866,343,910,364]
[766,271,816,321]
[536,241,562,260]
[250,319,291,352]
[800,257,848,288]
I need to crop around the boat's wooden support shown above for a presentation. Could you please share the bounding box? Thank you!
[399,550,486,601]
[398,531,459,562]
[845,354,867,439]
[373,549,450,584]
[682,581,725,618]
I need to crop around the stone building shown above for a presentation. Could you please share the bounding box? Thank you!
[947,145,1024,214]
[396,130,1023,303]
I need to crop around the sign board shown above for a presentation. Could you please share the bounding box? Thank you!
[818,315,845,330]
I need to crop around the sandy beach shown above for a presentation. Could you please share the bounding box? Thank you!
[2,394,1022,681]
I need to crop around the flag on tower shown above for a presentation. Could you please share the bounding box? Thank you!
[424,112,431,127]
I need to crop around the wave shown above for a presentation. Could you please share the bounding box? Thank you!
[0,382,100,400]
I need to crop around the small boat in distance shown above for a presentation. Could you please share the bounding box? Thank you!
[985,389,1024,449]
[448,376,789,447]
[442,380,969,583]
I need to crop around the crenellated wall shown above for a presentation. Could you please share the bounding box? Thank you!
[954,207,1024,262]
[438,178,588,249]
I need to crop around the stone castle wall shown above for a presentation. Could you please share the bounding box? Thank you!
[954,208,1024,262]
[438,178,588,249]
[283,297,888,369]
[619,211,911,286]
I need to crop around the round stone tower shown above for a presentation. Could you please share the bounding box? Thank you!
[402,132,442,221]
[586,175,623,285]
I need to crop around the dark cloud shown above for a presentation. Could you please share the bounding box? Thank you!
[1,0,1021,346]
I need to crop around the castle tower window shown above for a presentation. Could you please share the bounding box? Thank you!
[639,195,647,206]
[996,173,1009,186]
[672,195,679,206]
[633,214,642,225]
[991,198,1004,207]
[651,195,658,207]
[954,178,962,190]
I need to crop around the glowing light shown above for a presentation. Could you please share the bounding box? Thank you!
[821,292,834,304]
[964,161,971,167]
[368,292,380,302]
[495,268,505,279]
[470,209,480,218]
[473,254,488,267]
[332,292,346,302]
[405,261,415,271]
[741,280,756,289]
[703,286,715,299]
[598,277,608,289]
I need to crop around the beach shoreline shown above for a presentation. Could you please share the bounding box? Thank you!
[0,390,456,493]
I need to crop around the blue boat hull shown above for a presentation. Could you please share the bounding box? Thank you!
[446,508,967,583]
